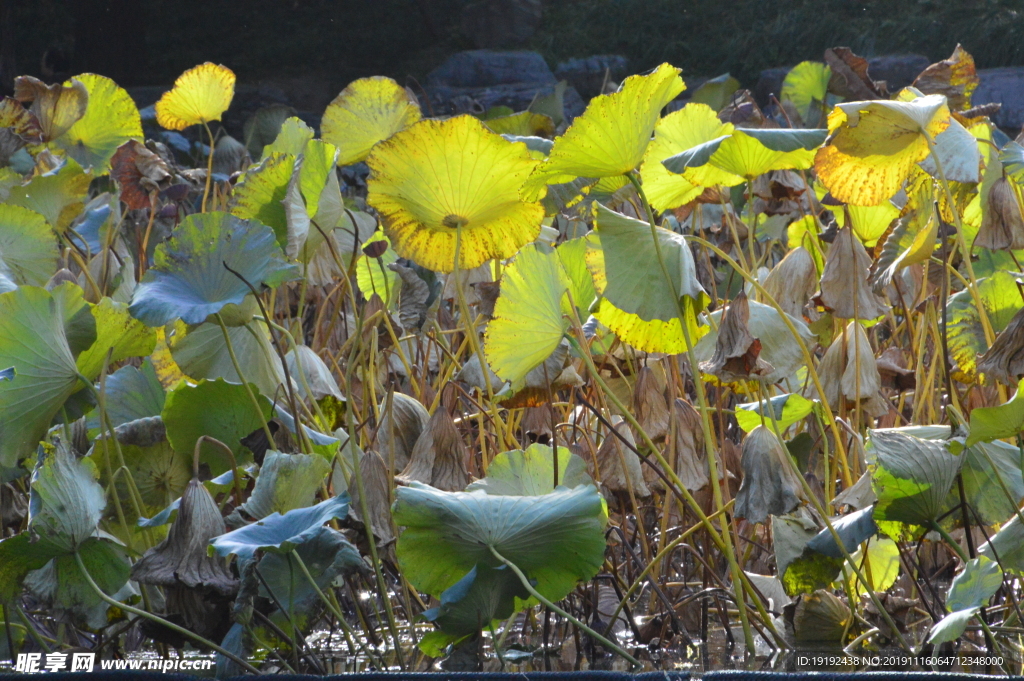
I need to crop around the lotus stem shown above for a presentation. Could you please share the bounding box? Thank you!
[201,122,216,213]
[214,313,276,445]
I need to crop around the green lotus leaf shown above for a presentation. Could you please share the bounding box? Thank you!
[556,236,596,314]
[0,533,63,602]
[949,439,1024,525]
[948,271,1022,383]
[76,297,156,381]
[839,537,899,596]
[355,232,399,306]
[393,482,607,601]
[0,287,82,468]
[284,139,343,262]
[781,62,831,125]
[782,551,843,597]
[689,73,740,112]
[102,359,165,428]
[162,378,273,475]
[53,73,142,174]
[466,444,591,496]
[806,506,877,558]
[209,494,350,562]
[663,128,826,181]
[169,320,285,399]
[230,153,295,247]
[968,377,1024,446]
[129,211,298,326]
[870,429,962,527]
[927,607,980,645]
[6,156,92,232]
[734,393,816,434]
[980,514,1024,574]
[238,451,331,520]
[244,104,298,158]
[50,281,97,356]
[29,438,105,552]
[0,204,58,286]
[422,563,529,638]
[484,243,571,388]
[948,556,1002,612]
[262,117,314,157]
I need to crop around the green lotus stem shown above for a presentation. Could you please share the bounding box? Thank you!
[73,551,262,674]
[625,170,755,653]
[194,435,244,509]
[256,316,331,433]
[290,550,386,668]
[843,626,879,654]
[930,519,969,562]
[487,545,640,667]
[214,313,276,445]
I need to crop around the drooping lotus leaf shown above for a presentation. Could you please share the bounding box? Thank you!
[238,451,331,520]
[76,297,156,380]
[155,62,235,131]
[262,117,314,157]
[806,505,878,558]
[393,482,607,601]
[483,111,555,138]
[50,281,97,356]
[366,115,544,273]
[162,378,273,475]
[466,444,591,496]
[0,204,57,286]
[917,115,981,184]
[928,556,1002,644]
[781,61,831,125]
[209,494,350,562]
[791,590,851,643]
[169,320,285,399]
[666,128,825,182]
[286,139,342,260]
[734,425,805,524]
[129,211,298,326]
[913,45,978,111]
[869,429,962,527]
[815,94,950,205]
[29,439,105,552]
[322,76,422,167]
[945,438,1024,526]
[422,563,529,638]
[6,155,91,231]
[0,97,43,165]
[0,533,64,602]
[734,393,816,434]
[484,243,571,387]
[230,153,296,248]
[586,204,710,353]
[53,74,142,174]
[355,232,399,306]
[870,205,938,293]
[638,103,736,211]
[0,287,82,468]
[12,76,88,142]
[523,63,684,198]
[948,271,1023,383]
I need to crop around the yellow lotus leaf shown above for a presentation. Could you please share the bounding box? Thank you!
[709,129,821,179]
[322,76,422,167]
[155,63,236,131]
[523,63,685,200]
[814,94,950,205]
[54,74,142,174]
[639,103,736,211]
[13,75,88,142]
[366,115,543,273]
[484,111,555,138]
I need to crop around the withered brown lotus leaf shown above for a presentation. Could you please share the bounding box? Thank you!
[816,225,888,320]
[913,44,979,111]
[824,47,887,100]
[131,478,236,596]
[376,392,430,472]
[633,366,670,442]
[763,246,817,320]
[0,97,43,166]
[13,75,88,142]
[974,177,1024,251]
[520,404,555,443]
[790,590,852,643]
[211,135,251,176]
[840,321,882,405]
[718,89,768,128]
[876,347,915,392]
[645,398,709,493]
[111,140,172,210]
[389,263,431,332]
[979,305,1024,385]
[348,450,395,545]
[595,416,651,497]
[397,407,470,491]
[734,425,805,524]
[699,290,774,382]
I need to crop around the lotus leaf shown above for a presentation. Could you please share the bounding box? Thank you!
[155,63,235,131]
[209,494,350,562]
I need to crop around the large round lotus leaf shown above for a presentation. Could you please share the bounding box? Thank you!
[422,563,529,638]
[869,428,962,527]
[6,156,91,232]
[0,204,57,286]
[662,128,824,182]
[484,243,571,388]
[262,116,314,157]
[209,494,350,562]
[393,482,607,602]
[321,76,422,167]
[155,62,235,131]
[76,297,156,381]
[168,320,285,399]
[128,211,298,326]
[54,73,142,174]
[0,287,82,469]
[523,63,684,199]
[466,444,591,496]
[781,61,831,124]
[162,378,273,475]
[586,204,709,353]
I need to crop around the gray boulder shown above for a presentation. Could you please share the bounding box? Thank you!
[974,67,1024,132]
[555,55,630,99]
[867,54,930,92]
[426,50,554,88]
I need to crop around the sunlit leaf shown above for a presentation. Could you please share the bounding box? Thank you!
[466,444,590,496]
[355,232,399,306]
[948,271,1022,383]
[870,428,962,527]
[53,74,142,174]
[322,76,422,167]
[155,63,236,131]
[689,73,740,112]
[663,128,825,182]
[262,117,314,157]
[0,204,57,286]
[230,152,295,247]
[782,62,831,125]
[13,76,88,142]
[6,156,91,231]
[76,298,157,381]
[238,451,331,520]
[734,393,815,433]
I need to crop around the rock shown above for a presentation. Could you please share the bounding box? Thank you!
[866,53,930,92]
[753,66,790,106]
[460,0,543,50]
[424,80,586,121]
[555,55,629,99]
[426,50,555,88]
[974,67,1024,132]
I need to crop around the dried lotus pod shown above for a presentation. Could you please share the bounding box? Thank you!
[699,290,774,382]
[595,416,651,497]
[633,366,670,442]
[397,407,470,491]
[762,247,816,320]
[975,176,1024,251]
[734,425,805,524]
[376,392,429,472]
[131,478,236,596]
[348,450,395,545]
[978,305,1024,385]
[645,398,708,492]
[815,224,888,320]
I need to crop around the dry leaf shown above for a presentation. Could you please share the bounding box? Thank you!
[699,290,774,382]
